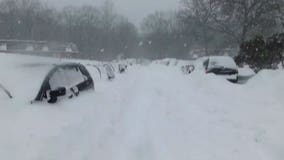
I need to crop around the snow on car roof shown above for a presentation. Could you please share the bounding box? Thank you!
[0,53,64,102]
[207,56,238,69]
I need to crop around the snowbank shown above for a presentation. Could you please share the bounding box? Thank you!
[246,70,284,99]
[238,66,255,77]
[247,69,284,85]
[0,53,283,160]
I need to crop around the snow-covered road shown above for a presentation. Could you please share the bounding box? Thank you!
[0,54,284,160]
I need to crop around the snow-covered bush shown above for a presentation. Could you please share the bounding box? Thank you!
[236,34,284,72]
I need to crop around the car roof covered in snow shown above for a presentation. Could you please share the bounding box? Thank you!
[207,56,237,69]
[0,53,68,102]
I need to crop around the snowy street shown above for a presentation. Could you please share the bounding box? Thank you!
[0,0,283,158]
[0,54,284,160]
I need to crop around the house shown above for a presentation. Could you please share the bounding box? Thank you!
[0,39,79,58]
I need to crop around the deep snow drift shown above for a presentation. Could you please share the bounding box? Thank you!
[0,53,284,160]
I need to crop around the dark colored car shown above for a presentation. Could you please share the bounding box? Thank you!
[203,56,239,83]
[35,63,94,103]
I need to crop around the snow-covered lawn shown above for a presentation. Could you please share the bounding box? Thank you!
[0,53,284,160]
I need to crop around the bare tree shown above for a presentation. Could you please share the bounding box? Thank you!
[179,0,284,45]
[141,11,184,58]
[0,0,57,40]
[179,0,220,53]
[211,0,284,44]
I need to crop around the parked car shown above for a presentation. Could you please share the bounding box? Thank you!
[1,61,94,104]
[202,56,239,83]
[104,64,115,80]
[34,63,94,103]
[181,65,195,75]
[118,64,127,73]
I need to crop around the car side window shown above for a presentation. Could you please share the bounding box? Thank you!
[49,68,67,90]
[63,67,86,86]
[49,67,85,90]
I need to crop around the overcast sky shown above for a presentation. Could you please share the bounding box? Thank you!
[45,0,180,25]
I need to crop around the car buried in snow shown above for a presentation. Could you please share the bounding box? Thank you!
[181,64,195,75]
[0,61,94,104]
[103,64,115,80]
[34,63,94,104]
[201,56,239,83]
[118,64,127,73]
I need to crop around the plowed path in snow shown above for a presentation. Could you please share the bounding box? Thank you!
[0,64,284,160]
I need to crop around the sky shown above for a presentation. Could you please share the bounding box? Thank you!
[45,0,180,25]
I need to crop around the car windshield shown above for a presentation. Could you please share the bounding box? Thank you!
[208,57,238,69]
[0,0,284,160]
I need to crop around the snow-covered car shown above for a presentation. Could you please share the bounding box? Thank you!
[202,56,239,83]
[34,63,94,103]
[181,65,195,74]
[0,59,94,104]
[118,64,127,73]
[104,64,115,80]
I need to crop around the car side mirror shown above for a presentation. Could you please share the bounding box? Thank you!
[188,65,195,73]
[48,87,66,104]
